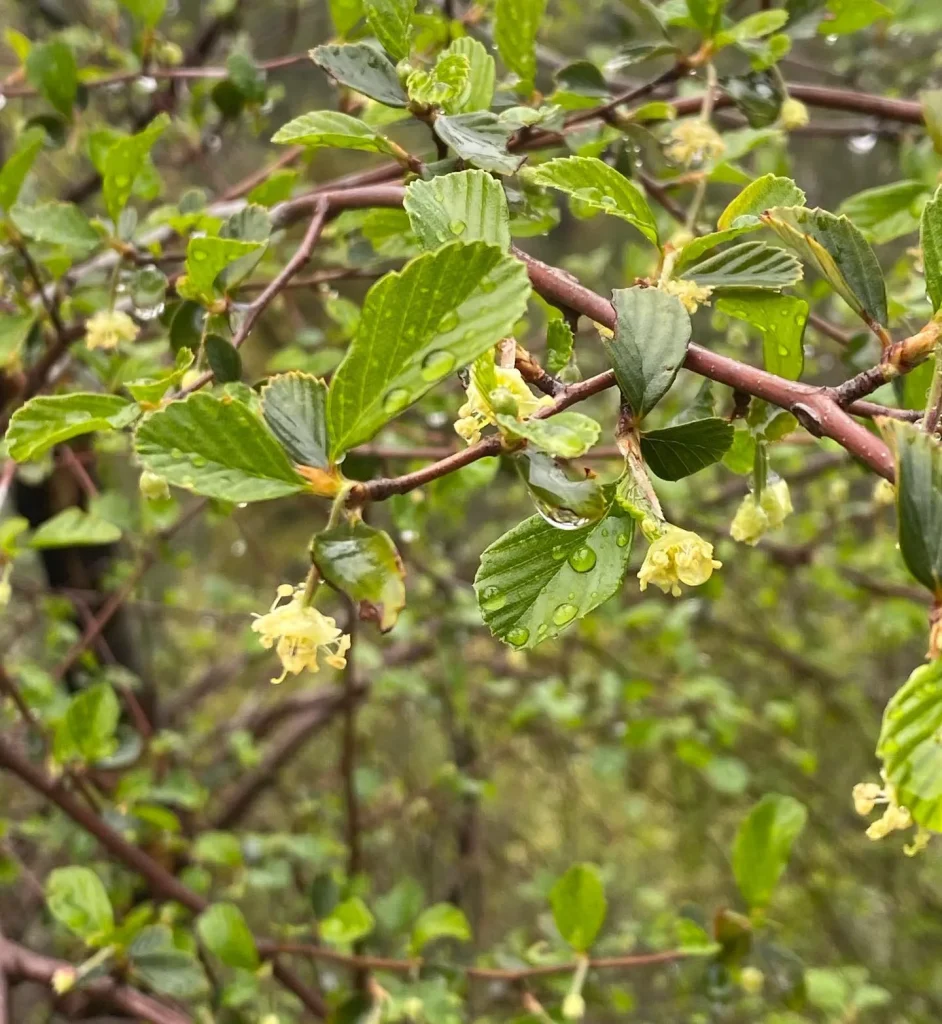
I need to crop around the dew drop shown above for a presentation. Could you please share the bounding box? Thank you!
[480,277,497,293]
[170,447,183,459]
[616,532,629,548]
[449,219,467,235]
[551,544,566,560]
[506,627,529,646]
[383,388,411,414]
[481,585,507,612]
[420,349,456,381]
[136,75,158,93]
[568,546,597,573]
[191,454,207,467]
[0,95,7,113]
[136,302,165,321]
[115,174,131,189]
[778,344,789,356]
[848,132,878,155]
[534,501,591,531]
[438,310,460,333]
[552,603,578,626]
[193,249,209,261]
[825,32,838,45]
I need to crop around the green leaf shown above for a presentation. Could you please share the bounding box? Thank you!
[444,37,496,112]
[732,793,807,909]
[204,334,242,383]
[549,864,607,952]
[327,241,530,456]
[680,241,803,290]
[9,201,100,253]
[197,903,259,970]
[321,897,375,946]
[126,348,195,405]
[262,372,330,469]
[119,0,167,28]
[7,393,138,462]
[0,313,36,370]
[674,227,762,272]
[329,0,365,36]
[55,682,120,765]
[45,866,114,944]
[605,287,692,418]
[129,926,210,1000]
[640,418,734,480]
[193,831,243,867]
[404,170,510,251]
[496,411,601,458]
[820,0,891,35]
[103,113,170,222]
[921,187,942,313]
[407,53,472,113]
[528,156,659,244]
[877,658,942,833]
[180,236,264,304]
[310,43,408,107]
[717,173,806,230]
[134,394,309,502]
[716,292,808,380]
[546,318,574,374]
[0,128,46,212]
[29,508,121,548]
[25,39,77,118]
[364,0,415,60]
[474,506,634,649]
[881,419,942,594]
[433,113,523,175]
[716,9,788,47]
[272,111,399,155]
[838,181,926,245]
[410,904,471,955]
[312,520,406,632]
[494,0,548,93]
[762,206,888,328]
[921,90,942,156]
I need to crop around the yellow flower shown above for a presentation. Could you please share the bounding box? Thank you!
[562,993,586,1020]
[661,278,713,314]
[139,470,170,502]
[85,309,140,351]
[638,525,722,597]
[873,478,895,506]
[853,771,929,853]
[780,97,810,130]
[730,478,793,546]
[852,781,883,816]
[251,583,351,683]
[454,365,552,445]
[52,967,77,994]
[665,119,726,167]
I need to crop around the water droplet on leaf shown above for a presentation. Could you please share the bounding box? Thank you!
[420,349,456,381]
[568,546,597,573]
[552,603,578,626]
[481,586,507,612]
[506,627,529,647]
[383,388,411,414]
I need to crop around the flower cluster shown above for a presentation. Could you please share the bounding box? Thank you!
[665,119,726,167]
[661,278,714,314]
[454,365,553,445]
[852,772,930,856]
[251,583,351,683]
[638,525,722,597]
[84,309,140,351]
[730,478,793,546]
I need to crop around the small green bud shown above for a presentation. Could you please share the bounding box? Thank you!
[488,386,520,417]
[139,470,170,502]
[562,992,586,1019]
[739,966,764,995]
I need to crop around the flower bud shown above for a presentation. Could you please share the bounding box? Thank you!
[780,98,810,130]
[139,470,171,502]
[562,993,586,1019]
[740,966,764,995]
[52,967,77,994]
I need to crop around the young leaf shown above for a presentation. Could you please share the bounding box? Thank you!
[0,128,46,212]
[0,313,36,370]
[45,866,114,944]
[444,37,496,112]
[433,112,523,175]
[29,508,121,548]
[180,236,264,304]
[204,334,242,383]
[494,0,548,93]
[878,658,942,832]
[528,156,659,244]
[474,507,634,649]
[7,394,139,462]
[262,372,330,469]
[549,864,606,952]
[546,318,574,374]
[103,114,170,222]
[680,241,803,290]
[716,292,808,380]
[310,42,409,107]
[312,520,406,631]
[365,0,415,60]
[605,287,692,418]
[922,90,942,156]
[329,0,365,36]
[495,411,601,458]
[272,111,399,154]
[25,39,77,118]
[717,173,806,230]
[880,419,942,594]
[715,8,788,47]
[197,903,259,970]
[9,201,100,253]
[134,394,309,502]
[125,348,195,405]
[640,418,734,480]
[675,227,763,271]
[407,53,472,112]
[761,206,888,328]
[327,241,530,456]
[321,897,375,945]
[820,0,891,35]
[732,794,807,909]
[55,683,121,765]
[404,170,511,251]
[410,904,471,955]
[129,927,210,1000]
[921,187,942,313]
[838,180,926,245]
[119,0,167,28]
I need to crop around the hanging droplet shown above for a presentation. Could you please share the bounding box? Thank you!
[568,546,597,573]
[506,627,530,647]
[848,133,878,155]
[515,451,609,532]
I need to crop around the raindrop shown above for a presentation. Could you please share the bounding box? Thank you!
[114,174,131,189]
[136,302,165,321]
[231,539,247,557]
[481,586,507,612]
[193,250,209,262]
[825,33,838,45]
[449,219,467,235]
[778,344,789,356]
[551,544,566,560]
[383,388,410,414]
[507,627,529,646]
[0,95,7,113]
[848,133,878,155]
[552,603,578,626]
[534,499,591,531]
[568,546,597,573]
[420,349,456,381]
[206,134,223,153]
[136,75,158,93]
[401,528,418,543]
[425,410,448,428]
[170,447,183,459]
[191,455,207,467]
[616,532,630,548]
[438,310,460,333]
[480,277,496,293]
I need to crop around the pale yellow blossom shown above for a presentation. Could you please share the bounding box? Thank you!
[780,98,810,130]
[853,771,930,854]
[660,278,714,314]
[638,525,721,597]
[730,478,793,546]
[454,365,552,445]
[139,470,170,502]
[251,583,351,683]
[52,967,77,994]
[665,120,726,167]
[85,310,140,351]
